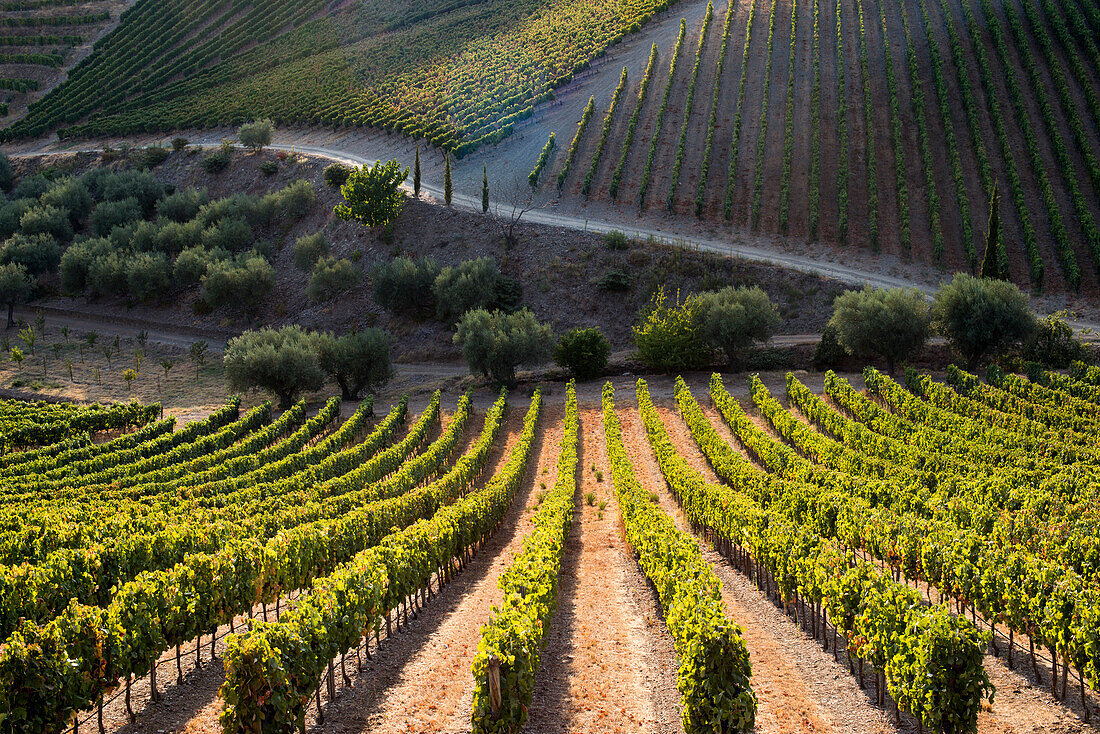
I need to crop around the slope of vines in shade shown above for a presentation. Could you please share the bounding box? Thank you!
[915,0,976,268]
[956,0,1044,287]
[7,0,681,155]
[603,381,756,733]
[722,0,758,221]
[1000,0,1100,277]
[666,1,713,211]
[581,66,629,198]
[220,389,539,732]
[610,43,659,200]
[876,0,910,253]
[808,0,822,239]
[695,2,734,217]
[896,0,944,259]
[854,0,878,249]
[749,0,779,229]
[834,0,849,241]
[670,376,993,732]
[470,381,578,732]
[639,18,687,207]
[976,0,1079,287]
[0,0,116,118]
[777,0,798,232]
[557,95,596,191]
[1028,0,1100,202]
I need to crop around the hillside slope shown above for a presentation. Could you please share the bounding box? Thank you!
[3,0,685,153]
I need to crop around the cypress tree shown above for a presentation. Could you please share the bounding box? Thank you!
[413,144,421,198]
[444,153,453,207]
[482,164,490,213]
[980,183,1001,280]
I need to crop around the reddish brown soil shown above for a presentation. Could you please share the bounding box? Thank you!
[524,407,682,734]
[546,0,1100,294]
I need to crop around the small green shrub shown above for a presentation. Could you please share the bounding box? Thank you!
[372,255,440,313]
[598,270,631,292]
[90,197,142,237]
[604,230,631,250]
[309,257,360,302]
[173,246,219,288]
[101,170,165,215]
[692,285,781,368]
[434,257,520,322]
[40,177,92,225]
[142,145,170,168]
[259,160,278,177]
[172,137,189,152]
[0,199,36,238]
[633,287,710,371]
[324,163,351,188]
[12,174,50,200]
[238,119,274,150]
[201,218,253,252]
[201,253,274,313]
[555,327,610,380]
[201,149,230,173]
[20,204,72,242]
[1022,311,1087,368]
[293,232,328,271]
[157,188,209,223]
[59,237,112,293]
[86,251,129,297]
[262,179,316,221]
[811,324,847,370]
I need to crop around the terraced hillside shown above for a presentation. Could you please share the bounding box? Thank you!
[0,0,127,122]
[549,0,1100,294]
[3,364,1100,733]
[2,0,681,153]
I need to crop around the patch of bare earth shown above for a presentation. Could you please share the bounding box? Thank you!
[524,406,680,734]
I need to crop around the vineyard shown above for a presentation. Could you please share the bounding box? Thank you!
[0,0,122,122]
[548,0,1100,293]
[1,357,1100,732]
[2,0,680,155]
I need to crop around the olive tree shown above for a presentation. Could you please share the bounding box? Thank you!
[453,308,554,387]
[828,287,931,373]
[224,325,324,408]
[0,233,61,276]
[372,255,440,314]
[433,257,519,323]
[201,253,274,314]
[931,274,1035,369]
[0,263,32,328]
[691,286,780,367]
[334,160,408,230]
[309,257,360,303]
[317,328,394,401]
[238,119,274,150]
